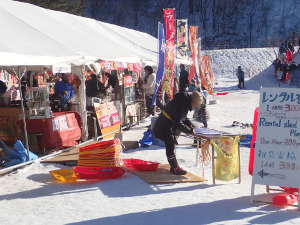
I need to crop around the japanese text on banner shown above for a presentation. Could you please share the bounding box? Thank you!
[162,8,176,99]
[188,26,199,83]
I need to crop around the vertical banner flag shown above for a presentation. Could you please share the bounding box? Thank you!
[176,19,189,59]
[200,56,215,94]
[188,26,199,83]
[152,22,165,106]
[162,8,176,99]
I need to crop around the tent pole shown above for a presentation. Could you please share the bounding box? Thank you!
[79,62,88,141]
[17,66,30,157]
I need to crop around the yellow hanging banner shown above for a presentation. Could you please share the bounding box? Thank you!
[211,136,240,181]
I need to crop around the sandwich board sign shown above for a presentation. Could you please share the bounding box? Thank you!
[251,88,300,207]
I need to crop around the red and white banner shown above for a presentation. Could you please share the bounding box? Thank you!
[162,8,176,99]
[98,61,142,73]
[124,75,133,87]
[188,26,199,83]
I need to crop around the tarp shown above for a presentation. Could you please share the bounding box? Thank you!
[0,0,159,66]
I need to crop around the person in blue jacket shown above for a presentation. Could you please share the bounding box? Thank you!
[54,74,74,111]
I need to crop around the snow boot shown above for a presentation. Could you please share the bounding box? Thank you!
[168,155,187,175]
[170,167,187,175]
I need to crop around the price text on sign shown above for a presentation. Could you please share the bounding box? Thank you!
[52,116,69,131]
[253,88,300,187]
[94,102,121,131]
[99,115,111,129]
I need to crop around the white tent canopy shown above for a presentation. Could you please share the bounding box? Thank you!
[0,0,160,66]
[0,0,191,142]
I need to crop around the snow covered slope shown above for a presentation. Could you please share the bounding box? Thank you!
[205,47,277,82]
[205,47,300,90]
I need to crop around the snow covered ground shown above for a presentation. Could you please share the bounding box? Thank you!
[1,50,300,225]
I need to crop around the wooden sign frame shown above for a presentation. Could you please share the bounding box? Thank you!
[251,88,300,209]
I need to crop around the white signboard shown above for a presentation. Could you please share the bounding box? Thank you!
[252,88,300,193]
[52,64,71,74]
[52,115,69,131]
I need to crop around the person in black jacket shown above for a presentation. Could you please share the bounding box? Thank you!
[288,41,295,53]
[179,64,189,92]
[237,66,245,89]
[0,80,7,96]
[105,71,118,89]
[153,91,203,175]
[85,74,106,98]
[21,71,38,105]
[0,79,7,106]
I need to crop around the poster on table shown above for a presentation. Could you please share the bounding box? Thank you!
[94,102,121,140]
[123,75,135,105]
[176,19,189,59]
[125,104,137,124]
[199,56,214,94]
[188,26,199,83]
[162,8,176,99]
[252,88,300,188]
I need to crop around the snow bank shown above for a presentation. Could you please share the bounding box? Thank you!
[204,47,277,84]
[203,47,300,90]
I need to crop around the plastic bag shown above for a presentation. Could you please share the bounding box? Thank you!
[139,129,153,147]
[2,140,38,168]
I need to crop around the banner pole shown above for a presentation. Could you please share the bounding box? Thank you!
[18,67,30,157]
[198,29,202,91]
[298,189,300,210]
[153,22,160,116]
[250,182,255,204]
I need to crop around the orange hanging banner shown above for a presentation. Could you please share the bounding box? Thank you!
[188,26,199,83]
[199,56,215,94]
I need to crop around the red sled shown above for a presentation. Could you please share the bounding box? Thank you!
[216,92,229,96]
[73,166,125,180]
[123,159,159,171]
[272,193,298,207]
[280,187,299,194]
